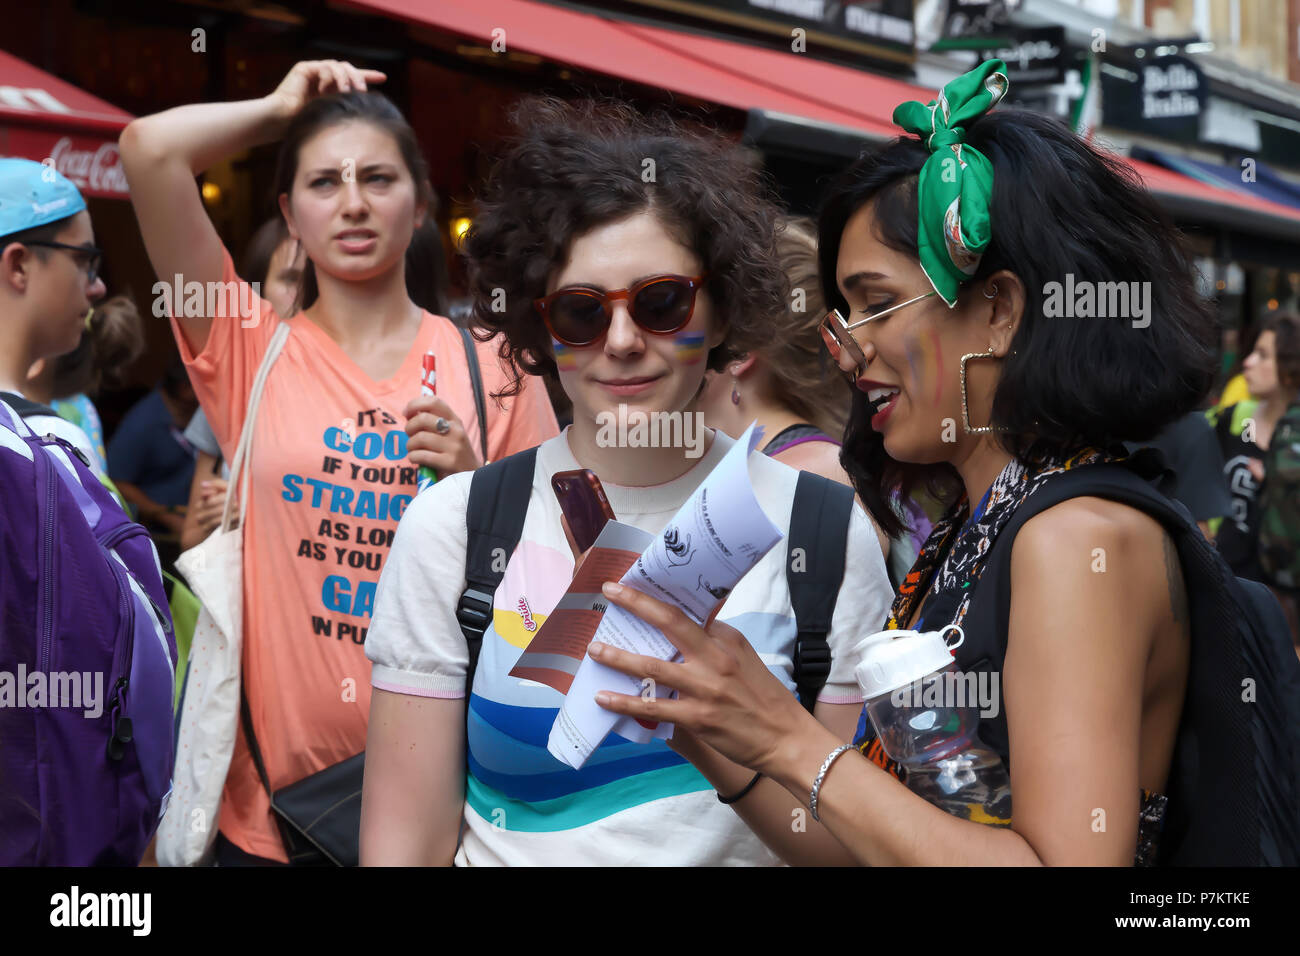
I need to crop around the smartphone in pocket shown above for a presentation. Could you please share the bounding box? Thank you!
[551,469,616,554]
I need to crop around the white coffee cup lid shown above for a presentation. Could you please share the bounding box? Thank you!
[853,625,964,700]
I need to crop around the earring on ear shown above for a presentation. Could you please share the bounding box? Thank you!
[959,348,1007,435]
[983,282,999,300]
[731,379,741,405]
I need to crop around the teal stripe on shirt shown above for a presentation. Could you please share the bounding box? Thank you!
[465,762,713,832]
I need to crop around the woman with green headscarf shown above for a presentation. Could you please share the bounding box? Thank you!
[582,60,1248,865]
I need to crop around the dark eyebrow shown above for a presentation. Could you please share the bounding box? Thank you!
[556,273,687,292]
[630,272,685,286]
[840,271,891,296]
[306,163,399,175]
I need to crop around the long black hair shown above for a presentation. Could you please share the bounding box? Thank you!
[819,109,1218,537]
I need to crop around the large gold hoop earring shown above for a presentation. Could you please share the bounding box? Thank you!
[960,349,1000,435]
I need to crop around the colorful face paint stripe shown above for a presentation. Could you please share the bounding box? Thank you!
[929,328,945,405]
[552,337,578,371]
[904,332,923,395]
[674,331,708,365]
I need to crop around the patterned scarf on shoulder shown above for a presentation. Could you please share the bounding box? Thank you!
[887,445,1124,634]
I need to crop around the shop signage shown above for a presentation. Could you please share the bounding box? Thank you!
[624,0,918,54]
[1101,53,1205,142]
[975,24,1065,85]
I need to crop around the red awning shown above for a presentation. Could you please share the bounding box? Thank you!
[0,48,133,199]
[351,0,1300,237]
[348,0,901,137]
[1126,155,1300,232]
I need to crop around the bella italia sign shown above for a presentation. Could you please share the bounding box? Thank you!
[1142,60,1202,119]
[1101,53,1206,141]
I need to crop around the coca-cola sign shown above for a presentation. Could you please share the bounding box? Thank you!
[45,136,128,197]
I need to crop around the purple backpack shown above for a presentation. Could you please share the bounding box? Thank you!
[0,399,176,865]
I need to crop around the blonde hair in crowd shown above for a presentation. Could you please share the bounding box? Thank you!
[763,217,849,439]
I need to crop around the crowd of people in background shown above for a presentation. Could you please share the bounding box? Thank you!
[2,55,1299,868]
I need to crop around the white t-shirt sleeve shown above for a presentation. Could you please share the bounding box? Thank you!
[821,500,895,704]
[365,470,473,699]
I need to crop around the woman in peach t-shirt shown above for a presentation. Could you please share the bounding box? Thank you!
[121,61,558,864]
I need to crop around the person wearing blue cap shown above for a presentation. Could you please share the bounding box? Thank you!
[0,158,108,464]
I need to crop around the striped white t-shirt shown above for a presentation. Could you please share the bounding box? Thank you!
[366,428,893,866]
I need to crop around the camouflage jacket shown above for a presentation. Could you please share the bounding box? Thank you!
[1259,400,1300,588]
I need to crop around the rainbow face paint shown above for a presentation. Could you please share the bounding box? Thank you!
[552,337,578,372]
[674,331,708,365]
[929,328,944,404]
[903,331,923,397]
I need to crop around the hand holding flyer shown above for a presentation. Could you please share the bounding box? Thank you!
[536,423,784,769]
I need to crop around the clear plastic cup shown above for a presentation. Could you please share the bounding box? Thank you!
[864,661,982,766]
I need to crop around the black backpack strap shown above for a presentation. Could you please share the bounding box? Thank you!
[959,457,1198,734]
[787,471,855,714]
[973,454,1195,640]
[459,447,538,693]
[960,455,1299,864]
[458,327,490,465]
[0,390,59,420]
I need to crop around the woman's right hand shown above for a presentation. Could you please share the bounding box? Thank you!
[267,60,387,118]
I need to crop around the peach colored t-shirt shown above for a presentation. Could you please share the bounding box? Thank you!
[170,248,559,861]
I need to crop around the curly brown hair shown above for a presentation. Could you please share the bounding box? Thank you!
[464,96,789,398]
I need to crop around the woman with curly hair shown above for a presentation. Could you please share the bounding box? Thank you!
[361,97,894,865]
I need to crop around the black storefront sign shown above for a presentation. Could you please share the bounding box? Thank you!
[624,0,918,53]
[938,0,1018,40]
[1101,54,1206,142]
[974,24,1065,85]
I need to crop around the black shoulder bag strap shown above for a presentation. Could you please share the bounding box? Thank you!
[236,687,339,864]
[458,327,490,465]
[458,447,539,693]
[786,471,855,714]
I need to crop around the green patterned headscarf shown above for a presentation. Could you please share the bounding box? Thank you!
[892,59,1009,306]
